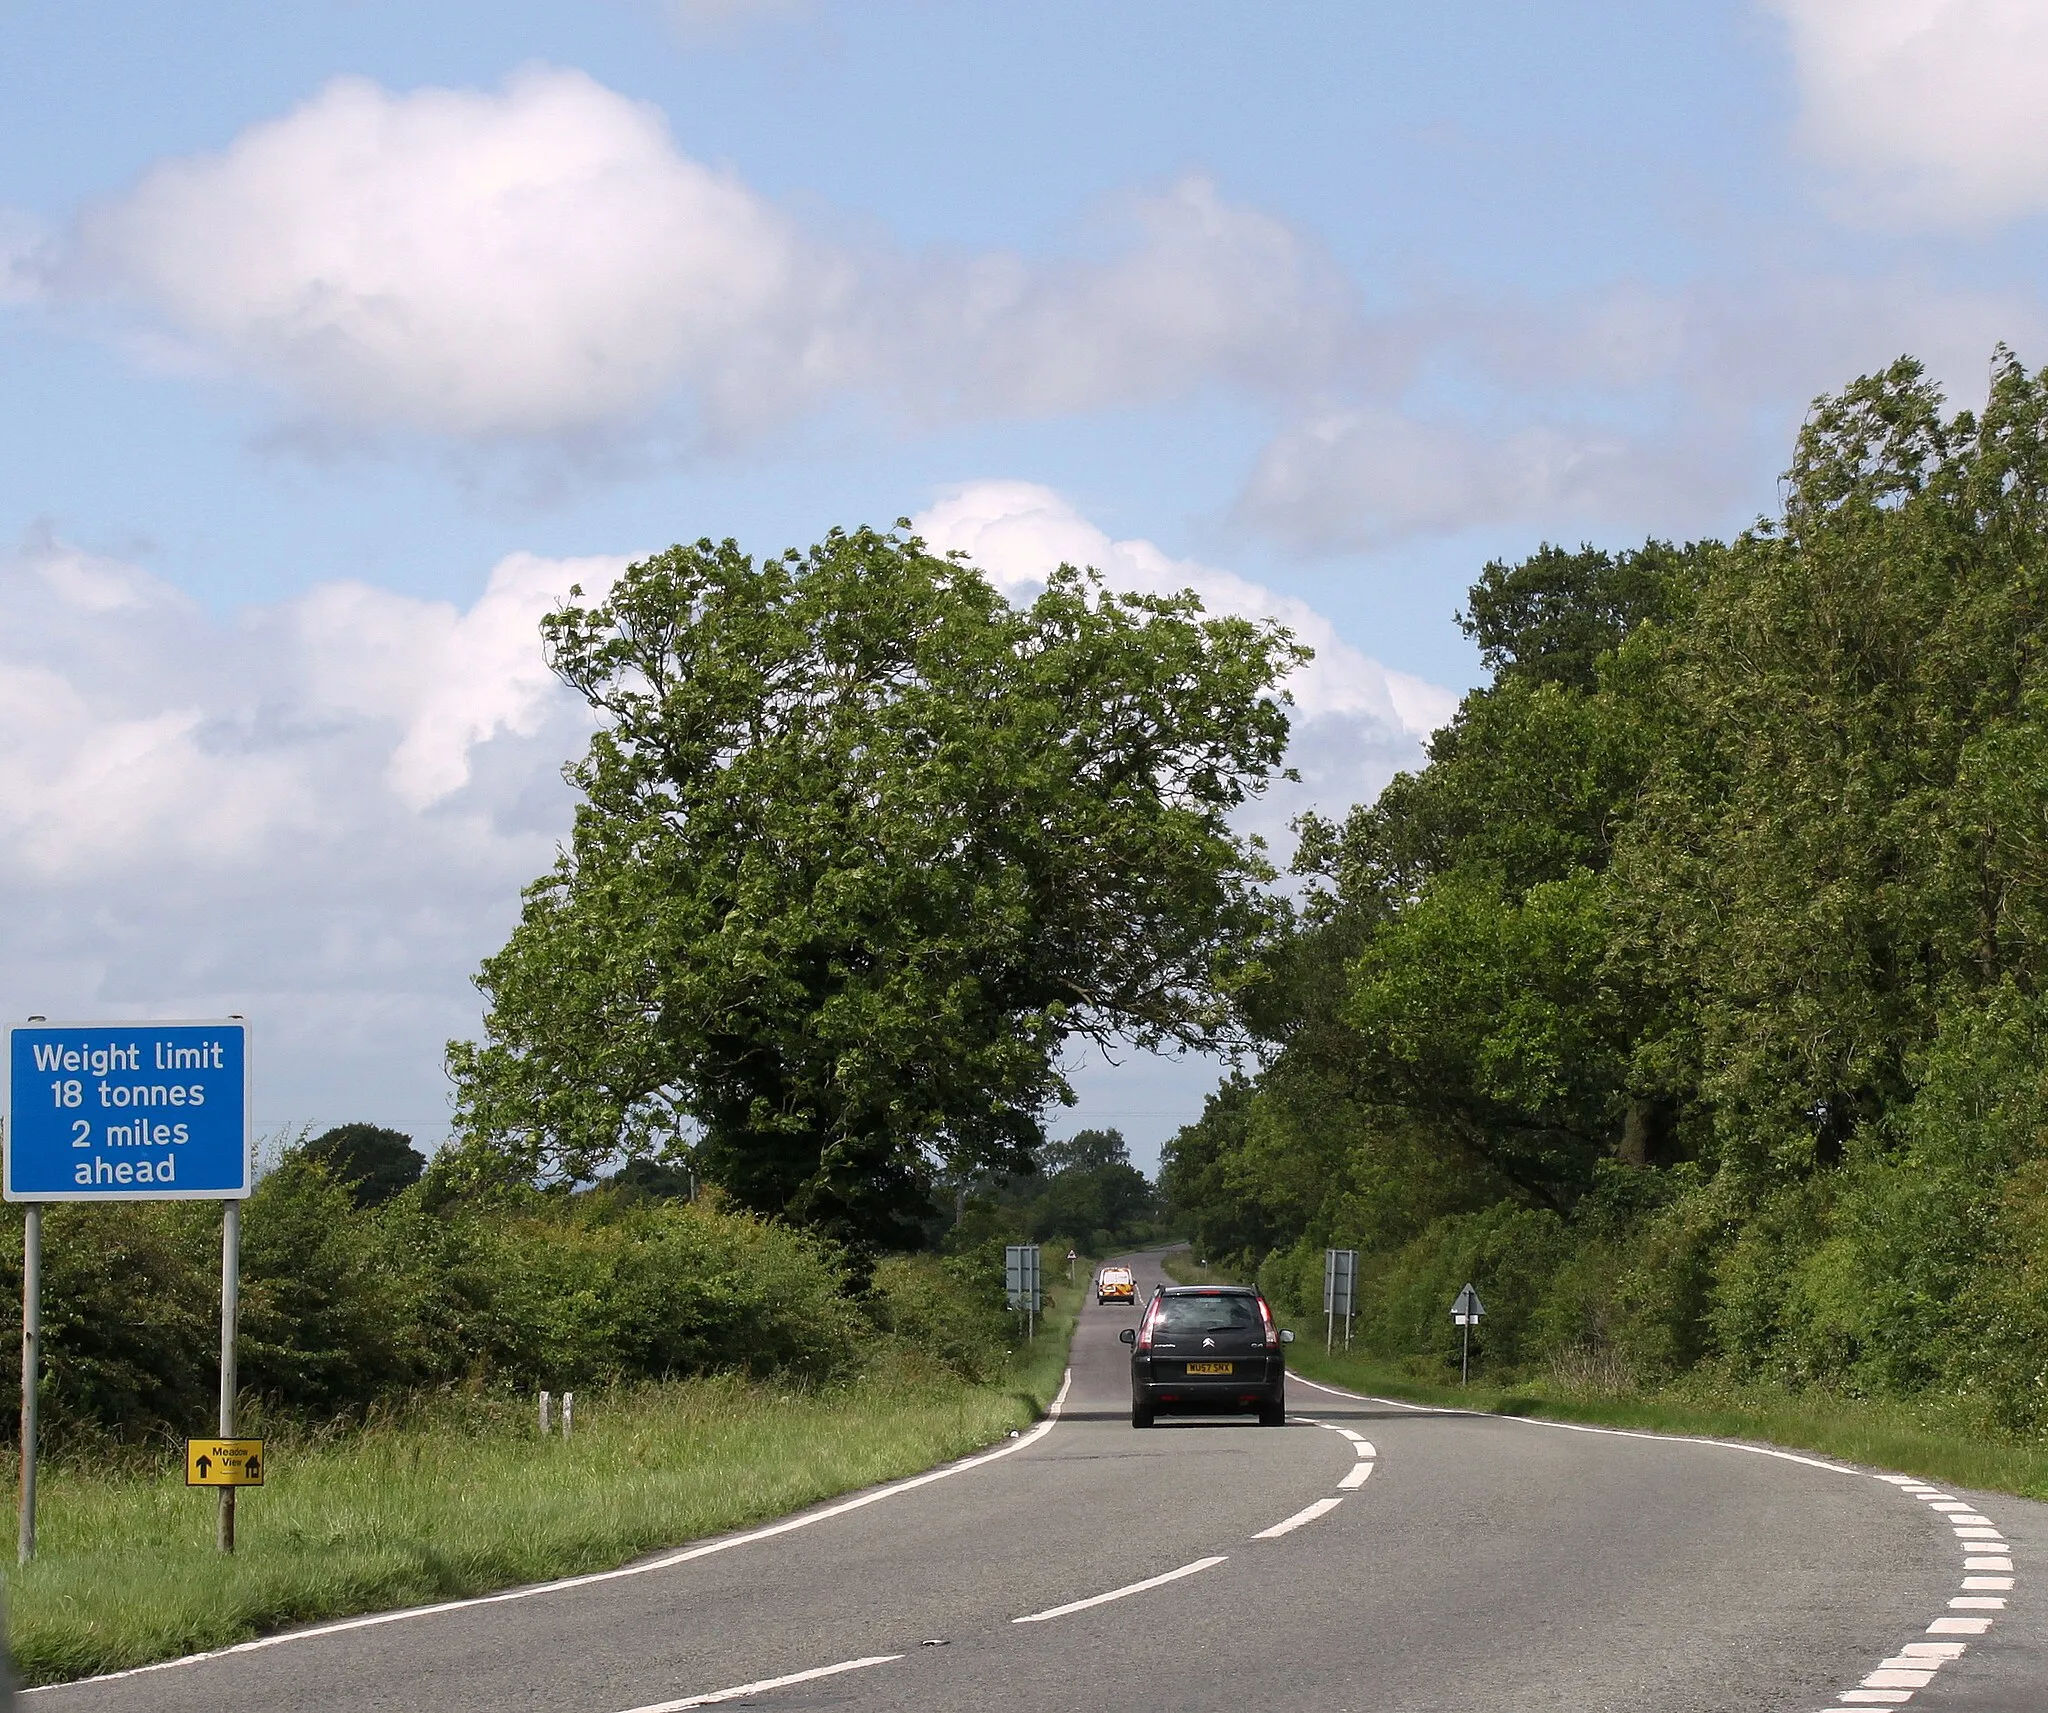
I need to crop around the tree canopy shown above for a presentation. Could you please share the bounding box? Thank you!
[450,525,1304,1251]
[1167,351,2048,1427]
[941,1127,1164,1255]
[302,1123,425,1210]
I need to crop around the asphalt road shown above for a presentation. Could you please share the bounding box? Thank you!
[35,1249,2047,1712]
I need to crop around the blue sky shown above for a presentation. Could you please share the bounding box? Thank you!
[4,1,2046,1169]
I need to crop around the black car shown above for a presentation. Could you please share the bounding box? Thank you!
[1119,1285,1294,1427]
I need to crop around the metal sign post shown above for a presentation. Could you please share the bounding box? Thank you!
[17,1201,40,1566]
[1450,1282,1486,1384]
[5,1018,252,1560]
[218,1197,240,1551]
[1004,1244,1042,1340]
[1323,1249,1357,1351]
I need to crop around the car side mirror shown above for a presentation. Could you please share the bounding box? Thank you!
[1280,1329,1294,1344]
[1118,1328,1137,1345]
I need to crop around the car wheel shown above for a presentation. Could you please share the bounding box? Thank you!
[1258,1395,1285,1427]
[1131,1400,1155,1429]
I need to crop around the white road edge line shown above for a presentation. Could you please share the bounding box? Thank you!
[1285,1373,1858,1475]
[1013,1555,1227,1623]
[617,1653,905,1711]
[1294,1375,2026,1705]
[1254,1495,1345,1538]
[28,1368,1077,1695]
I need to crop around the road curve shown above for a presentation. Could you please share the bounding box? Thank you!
[33,1250,2046,1712]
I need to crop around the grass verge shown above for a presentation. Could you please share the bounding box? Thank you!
[1158,1248,1234,1287]
[1159,1245,2048,1502]
[1285,1344,2048,1503]
[8,1280,1082,1687]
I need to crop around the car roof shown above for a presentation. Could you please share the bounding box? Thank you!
[1156,1285,1257,1297]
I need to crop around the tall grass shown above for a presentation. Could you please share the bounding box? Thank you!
[1159,1251,1238,1287]
[8,1274,1082,1687]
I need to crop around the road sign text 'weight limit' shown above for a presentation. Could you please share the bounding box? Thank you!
[5,1021,251,1200]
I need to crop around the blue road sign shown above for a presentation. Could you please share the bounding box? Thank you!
[4,1020,250,1201]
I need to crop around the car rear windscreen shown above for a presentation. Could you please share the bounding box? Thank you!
[1156,1295,1262,1334]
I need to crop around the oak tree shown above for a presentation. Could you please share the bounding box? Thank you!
[449,526,1305,1250]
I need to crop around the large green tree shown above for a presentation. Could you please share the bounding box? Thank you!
[449,526,1305,1250]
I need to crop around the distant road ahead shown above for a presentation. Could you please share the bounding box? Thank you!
[37,1250,2046,1712]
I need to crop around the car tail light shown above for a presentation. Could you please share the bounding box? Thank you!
[1258,1297,1279,1348]
[1137,1300,1166,1350]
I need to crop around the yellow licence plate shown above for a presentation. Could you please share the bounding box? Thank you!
[1185,1361,1234,1375]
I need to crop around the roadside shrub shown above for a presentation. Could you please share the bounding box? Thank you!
[865,1254,1011,1382]
[1601,1178,1723,1379]
[1,1166,872,1445]
[0,1202,217,1445]
[1364,1203,1572,1372]
[241,1155,424,1417]
[409,1193,861,1388]
[1255,1239,1323,1326]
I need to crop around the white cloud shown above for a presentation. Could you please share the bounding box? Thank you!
[1769,0,2048,224]
[288,551,621,807]
[913,480,1453,854]
[897,177,1358,419]
[1238,408,1646,554]
[26,70,1356,446]
[56,69,849,439]
[0,534,625,1139]
[1233,267,2048,554]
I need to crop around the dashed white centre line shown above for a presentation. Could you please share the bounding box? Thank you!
[1013,1556,1228,1624]
[613,1653,904,1711]
[1254,1495,1346,1538]
[1338,1461,1374,1490]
